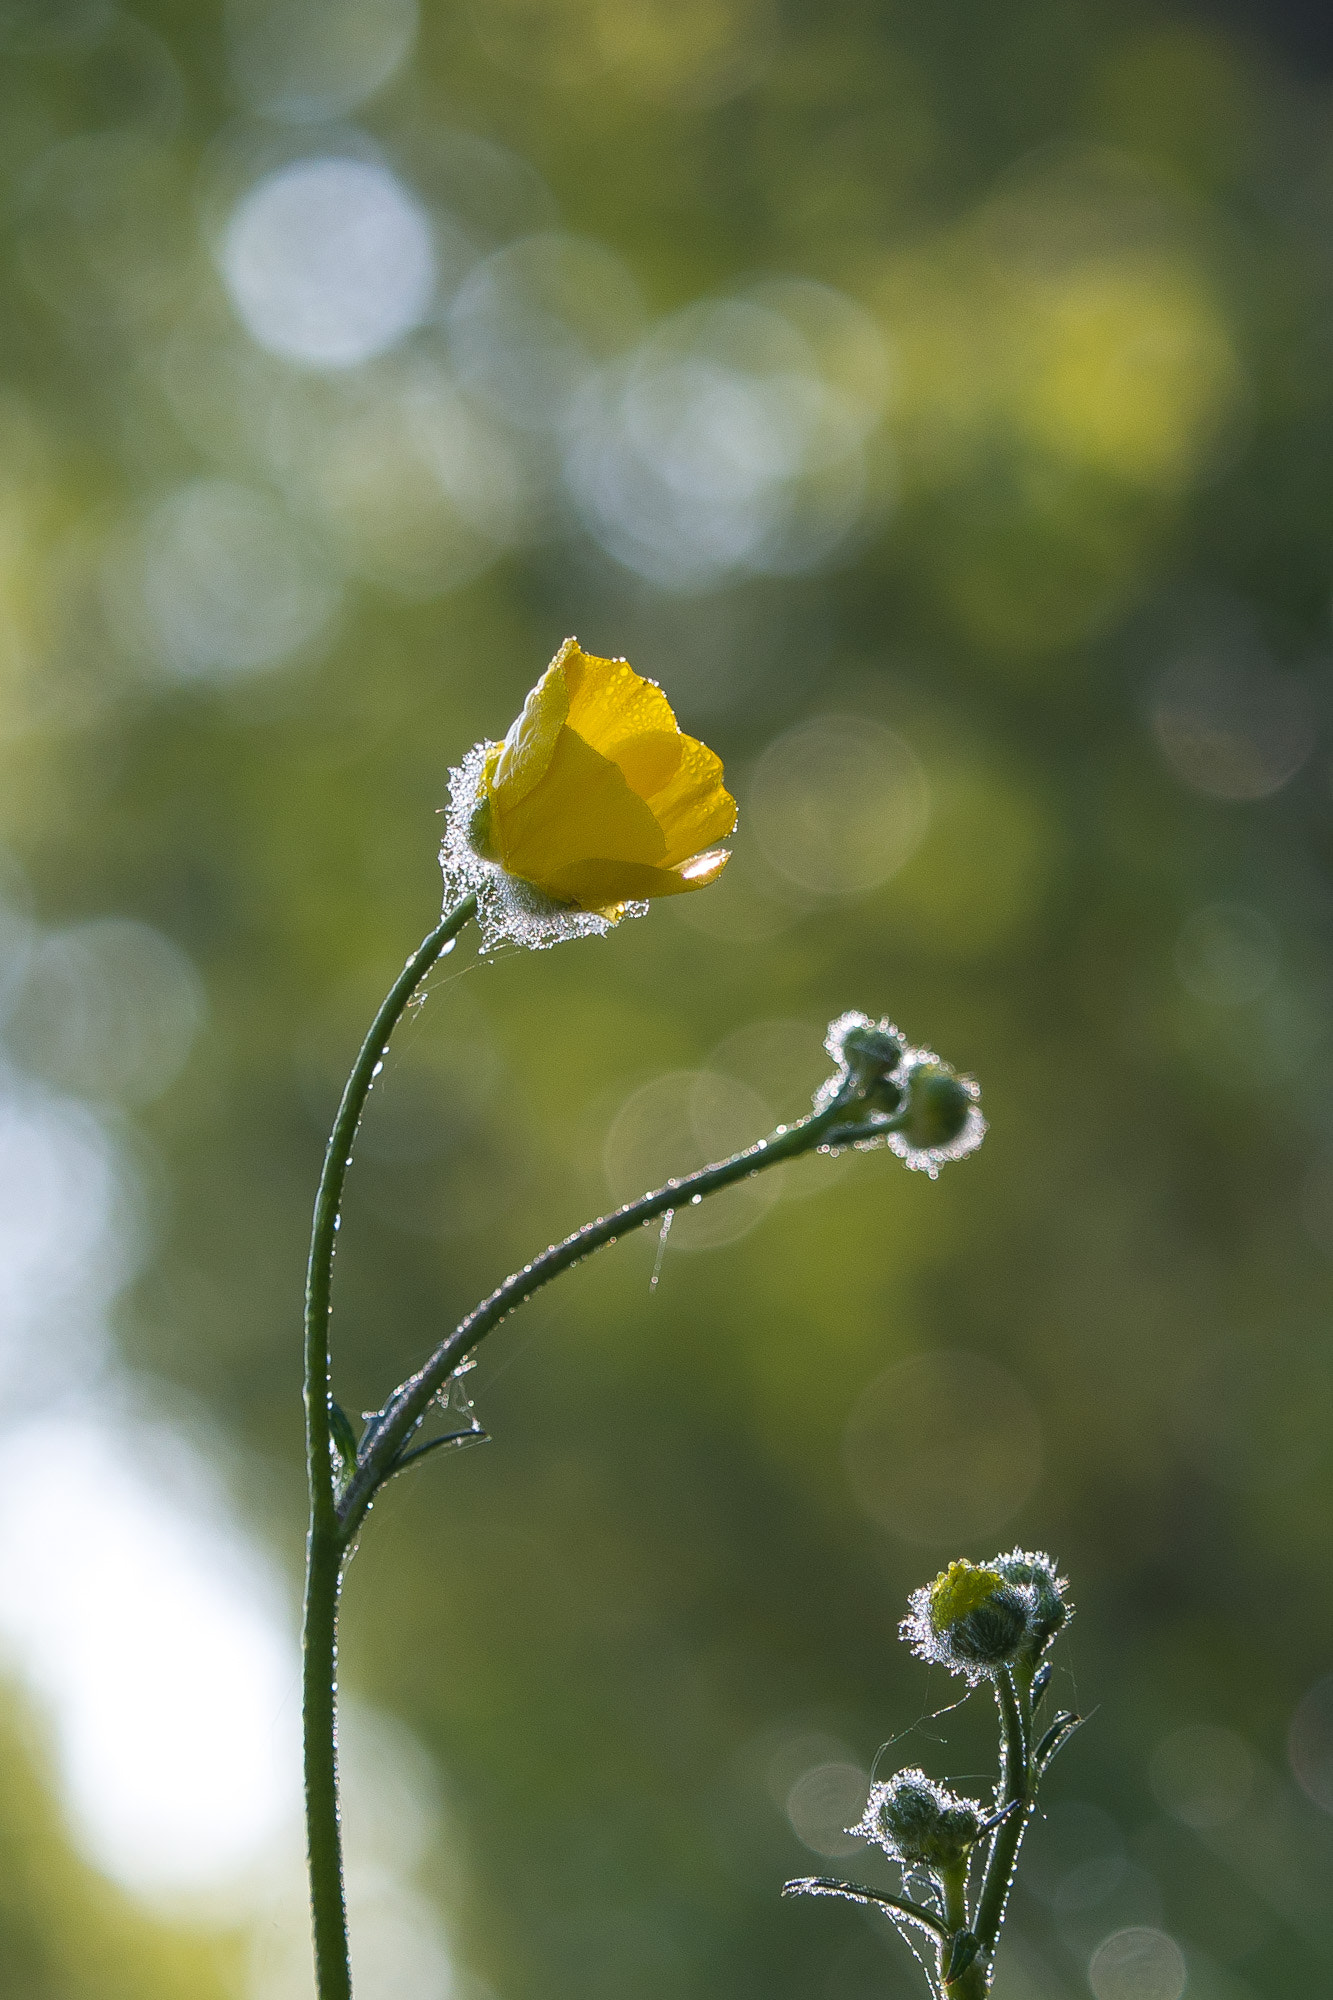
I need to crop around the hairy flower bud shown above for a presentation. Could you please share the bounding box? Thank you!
[833,1013,907,1080]
[888,1056,985,1177]
[901,1559,1031,1682]
[855,1767,984,1870]
[901,1553,1072,1683]
[814,1014,986,1174]
[993,1549,1071,1653]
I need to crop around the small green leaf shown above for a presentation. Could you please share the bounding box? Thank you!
[390,1426,489,1478]
[944,1929,981,1984]
[329,1401,360,1468]
[1035,1710,1083,1770]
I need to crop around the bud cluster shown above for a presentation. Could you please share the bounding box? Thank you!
[855,1767,985,1871]
[901,1551,1071,1684]
[787,1550,1077,2000]
[816,1011,986,1177]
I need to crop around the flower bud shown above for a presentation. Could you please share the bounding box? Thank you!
[901,1559,1031,1682]
[902,1068,973,1149]
[831,1013,907,1081]
[856,1767,984,1870]
[888,1057,985,1177]
[991,1549,1071,1653]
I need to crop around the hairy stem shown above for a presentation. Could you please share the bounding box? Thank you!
[340,1096,863,1538]
[303,1530,348,2000]
[302,893,477,1999]
[953,1667,1034,1997]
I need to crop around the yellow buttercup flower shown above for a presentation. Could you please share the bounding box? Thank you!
[468,638,736,918]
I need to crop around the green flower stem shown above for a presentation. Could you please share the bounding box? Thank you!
[939,1860,967,1937]
[339,1093,872,1540]
[302,893,477,2000]
[959,1667,1035,1997]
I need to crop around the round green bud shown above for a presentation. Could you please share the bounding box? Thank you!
[945,1589,1029,1669]
[839,1019,906,1077]
[992,1549,1070,1651]
[858,1768,984,1869]
[900,1067,975,1151]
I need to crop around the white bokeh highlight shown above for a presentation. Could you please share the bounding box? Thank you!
[0,1082,134,1406]
[134,478,341,680]
[565,292,886,589]
[7,919,205,1103]
[0,1412,300,1898]
[221,158,436,368]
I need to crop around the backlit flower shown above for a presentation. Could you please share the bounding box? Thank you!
[443,638,736,950]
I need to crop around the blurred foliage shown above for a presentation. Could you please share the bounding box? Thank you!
[4,1,1333,1997]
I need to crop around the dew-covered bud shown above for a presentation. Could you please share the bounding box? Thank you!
[833,1013,907,1081]
[991,1549,1071,1653]
[902,1068,973,1149]
[816,1011,907,1123]
[855,1767,984,1870]
[888,1057,985,1177]
[901,1559,1031,1682]
[817,1010,907,1112]
[815,1014,986,1173]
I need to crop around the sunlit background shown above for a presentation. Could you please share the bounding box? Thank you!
[2,0,1333,1994]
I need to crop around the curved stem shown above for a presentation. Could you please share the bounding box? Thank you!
[339,1097,865,1539]
[302,893,477,2000]
[782,1877,950,1942]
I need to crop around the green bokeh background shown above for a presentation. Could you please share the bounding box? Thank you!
[2,1,1333,1995]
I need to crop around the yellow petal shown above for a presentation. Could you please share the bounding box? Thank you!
[560,640,680,755]
[637,734,737,866]
[478,636,736,915]
[557,643,737,861]
[494,726,667,892]
[489,651,571,808]
[540,849,731,909]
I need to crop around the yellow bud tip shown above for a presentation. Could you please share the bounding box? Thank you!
[929,1560,1005,1632]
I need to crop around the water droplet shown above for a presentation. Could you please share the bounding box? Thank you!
[440,937,456,956]
[333,1213,342,1230]
[690,1193,703,1205]
[650,1209,674,1290]
[372,1060,384,1077]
